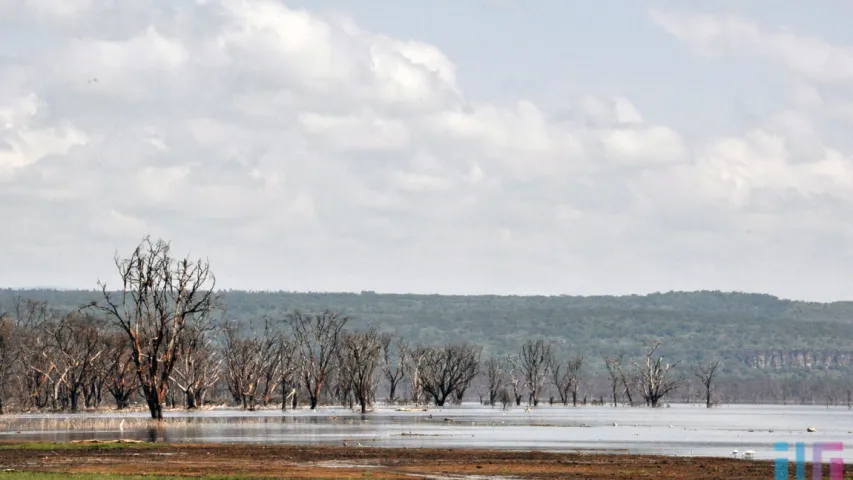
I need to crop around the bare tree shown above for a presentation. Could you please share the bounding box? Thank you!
[257,319,283,407]
[602,354,622,407]
[288,310,348,410]
[338,329,383,413]
[505,354,525,406]
[222,322,263,410]
[635,340,684,408]
[380,334,407,405]
[498,387,512,411]
[279,334,299,410]
[0,311,16,414]
[420,343,481,407]
[484,357,505,407]
[103,331,138,409]
[520,339,554,407]
[694,359,721,408]
[406,346,428,405]
[171,321,220,409]
[552,355,584,406]
[91,236,220,420]
[49,312,104,412]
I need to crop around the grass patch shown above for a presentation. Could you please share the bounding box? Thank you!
[0,442,161,451]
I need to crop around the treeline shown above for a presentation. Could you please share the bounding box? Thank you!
[5,289,853,380]
[1,236,852,419]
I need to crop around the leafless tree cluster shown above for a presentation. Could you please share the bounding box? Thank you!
[5,236,842,417]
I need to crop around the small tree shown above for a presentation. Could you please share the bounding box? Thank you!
[694,359,721,408]
[93,236,220,420]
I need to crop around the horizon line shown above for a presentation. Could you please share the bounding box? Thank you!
[1,287,850,304]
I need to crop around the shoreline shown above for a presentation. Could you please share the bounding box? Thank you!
[0,441,831,479]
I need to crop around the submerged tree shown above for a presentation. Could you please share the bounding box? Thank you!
[420,343,480,407]
[694,359,721,408]
[92,236,220,420]
[0,312,16,414]
[380,334,407,405]
[552,354,584,406]
[338,329,383,413]
[484,357,505,407]
[636,340,684,408]
[520,339,554,407]
[288,310,348,410]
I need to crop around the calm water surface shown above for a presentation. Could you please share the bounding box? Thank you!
[2,404,851,462]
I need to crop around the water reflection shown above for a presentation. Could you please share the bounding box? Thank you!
[1,404,850,462]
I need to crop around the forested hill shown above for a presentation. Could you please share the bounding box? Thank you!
[2,288,852,377]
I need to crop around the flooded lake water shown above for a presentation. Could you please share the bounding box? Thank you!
[2,403,851,462]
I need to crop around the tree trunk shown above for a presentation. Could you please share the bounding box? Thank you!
[388,383,397,404]
[186,389,197,410]
[143,385,165,420]
[70,390,80,412]
[705,387,711,408]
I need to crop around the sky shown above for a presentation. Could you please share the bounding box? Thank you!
[2,0,853,301]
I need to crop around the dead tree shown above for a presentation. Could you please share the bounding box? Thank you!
[484,357,505,407]
[44,312,103,412]
[552,355,584,406]
[288,310,348,410]
[222,322,263,410]
[103,332,138,409]
[520,339,554,407]
[505,354,525,406]
[380,334,407,405]
[0,312,16,414]
[693,359,721,408]
[279,335,299,410]
[13,299,52,410]
[338,329,383,413]
[406,346,428,405]
[420,343,481,407]
[602,354,622,407]
[257,319,283,407]
[635,340,684,408]
[92,236,221,420]
[171,321,220,409]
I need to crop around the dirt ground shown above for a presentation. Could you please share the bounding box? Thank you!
[0,442,842,479]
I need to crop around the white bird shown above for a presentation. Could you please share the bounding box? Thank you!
[119,419,125,433]
[742,450,755,459]
[730,449,738,456]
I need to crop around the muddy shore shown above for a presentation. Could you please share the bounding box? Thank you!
[0,441,836,479]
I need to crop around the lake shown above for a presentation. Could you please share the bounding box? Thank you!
[1,403,850,462]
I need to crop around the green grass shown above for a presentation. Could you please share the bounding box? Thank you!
[0,442,161,451]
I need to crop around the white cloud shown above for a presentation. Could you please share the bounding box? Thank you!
[649,10,853,83]
[1,0,853,300]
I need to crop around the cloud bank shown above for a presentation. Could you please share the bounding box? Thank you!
[1,1,852,300]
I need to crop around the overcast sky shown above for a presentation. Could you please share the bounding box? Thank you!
[2,1,853,301]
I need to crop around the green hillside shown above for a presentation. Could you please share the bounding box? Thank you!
[2,288,851,377]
